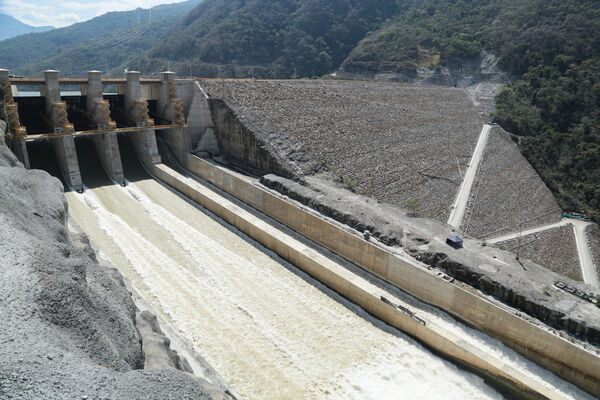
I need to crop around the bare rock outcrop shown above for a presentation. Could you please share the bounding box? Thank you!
[338,50,510,115]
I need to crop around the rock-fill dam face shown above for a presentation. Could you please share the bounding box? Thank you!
[2,71,599,400]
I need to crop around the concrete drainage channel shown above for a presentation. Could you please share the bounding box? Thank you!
[150,154,599,400]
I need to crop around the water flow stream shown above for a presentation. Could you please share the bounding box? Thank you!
[26,136,589,400]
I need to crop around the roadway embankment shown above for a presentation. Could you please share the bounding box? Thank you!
[153,157,599,399]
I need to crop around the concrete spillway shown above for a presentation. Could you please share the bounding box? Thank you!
[25,138,594,400]
[64,137,505,399]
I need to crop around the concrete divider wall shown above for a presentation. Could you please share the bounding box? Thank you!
[182,153,600,397]
[87,71,124,184]
[207,98,321,180]
[91,133,124,184]
[152,162,561,400]
[51,136,82,190]
[209,98,297,179]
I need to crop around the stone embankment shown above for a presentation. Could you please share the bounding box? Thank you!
[587,224,600,283]
[201,80,482,222]
[208,97,321,179]
[462,126,561,238]
[497,225,581,279]
[201,81,560,239]
[0,128,229,399]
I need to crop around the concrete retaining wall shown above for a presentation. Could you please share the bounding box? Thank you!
[181,153,600,398]
[153,161,565,400]
[208,97,320,179]
[176,80,215,151]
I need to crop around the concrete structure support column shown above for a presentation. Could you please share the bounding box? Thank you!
[0,69,30,168]
[156,71,191,164]
[188,81,218,155]
[86,71,124,184]
[124,71,160,169]
[42,70,82,191]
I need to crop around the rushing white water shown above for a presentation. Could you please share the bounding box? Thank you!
[64,165,593,400]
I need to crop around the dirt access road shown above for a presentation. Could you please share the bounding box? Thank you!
[447,124,491,229]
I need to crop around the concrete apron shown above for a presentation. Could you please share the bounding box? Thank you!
[152,161,575,400]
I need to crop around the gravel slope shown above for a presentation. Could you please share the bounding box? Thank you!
[0,140,226,399]
[462,126,561,238]
[497,224,581,279]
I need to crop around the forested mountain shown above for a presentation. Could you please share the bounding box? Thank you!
[0,14,53,41]
[144,0,407,78]
[0,0,201,73]
[17,15,185,77]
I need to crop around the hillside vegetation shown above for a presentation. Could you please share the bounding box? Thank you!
[18,15,184,77]
[0,0,201,74]
[146,0,406,78]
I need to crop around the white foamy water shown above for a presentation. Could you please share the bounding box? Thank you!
[64,174,592,400]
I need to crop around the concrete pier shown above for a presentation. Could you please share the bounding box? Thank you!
[0,69,29,168]
[188,81,218,155]
[124,71,160,169]
[42,70,82,191]
[85,71,124,184]
[157,72,191,164]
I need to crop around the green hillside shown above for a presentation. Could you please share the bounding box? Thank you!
[18,15,184,77]
[144,0,405,78]
[0,0,201,74]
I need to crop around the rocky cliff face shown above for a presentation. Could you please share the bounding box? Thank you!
[0,130,227,399]
[338,50,509,115]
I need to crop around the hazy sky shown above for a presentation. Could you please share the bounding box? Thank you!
[0,0,185,28]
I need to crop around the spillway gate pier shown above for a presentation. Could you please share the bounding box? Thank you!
[0,69,188,189]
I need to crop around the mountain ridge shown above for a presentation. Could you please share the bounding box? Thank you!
[0,0,202,73]
[0,13,54,41]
